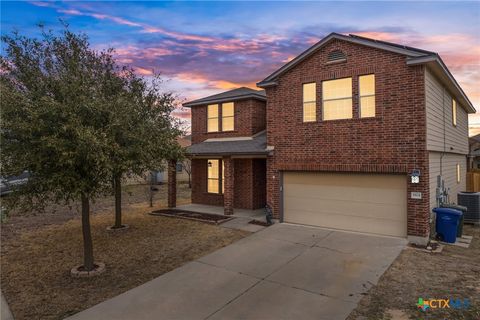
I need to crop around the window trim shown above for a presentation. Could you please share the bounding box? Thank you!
[359,74,376,118]
[207,104,219,133]
[302,82,316,122]
[207,159,222,194]
[322,77,353,121]
[452,98,457,127]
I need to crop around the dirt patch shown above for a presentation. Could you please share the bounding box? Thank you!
[347,225,480,320]
[1,184,249,320]
[151,209,233,224]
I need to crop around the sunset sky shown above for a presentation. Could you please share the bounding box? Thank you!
[2,1,479,134]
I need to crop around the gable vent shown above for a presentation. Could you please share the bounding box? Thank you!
[327,50,346,62]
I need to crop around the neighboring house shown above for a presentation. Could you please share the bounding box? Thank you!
[179,33,475,245]
[468,134,480,169]
[155,136,192,184]
[124,136,192,185]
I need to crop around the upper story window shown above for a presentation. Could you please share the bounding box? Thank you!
[452,98,457,127]
[322,77,352,120]
[207,102,234,132]
[303,83,316,122]
[359,74,375,118]
[222,102,235,131]
[207,104,219,132]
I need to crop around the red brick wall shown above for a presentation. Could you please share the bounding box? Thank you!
[252,159,267,209]
[191,98,266,144]
[234,159,252,209]
[191,158,266,210]
[265,38,429,237]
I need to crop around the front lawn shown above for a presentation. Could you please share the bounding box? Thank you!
[1,185,248,319]
[347,225,480,320]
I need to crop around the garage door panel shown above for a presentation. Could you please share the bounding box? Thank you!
[283,172,407,237]
[284,184,405,205]
[284,210,407,237]
[284,196,405,221]
[284,172,405,190]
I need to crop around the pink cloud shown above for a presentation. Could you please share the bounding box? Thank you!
[29,1,54,8]
[135,67,153,76]
[58,9,82,15]
[175,72,257,91]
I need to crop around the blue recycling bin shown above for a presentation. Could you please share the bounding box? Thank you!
[433,207,462,243]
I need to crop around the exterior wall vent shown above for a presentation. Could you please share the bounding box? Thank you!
[327,50,347,63]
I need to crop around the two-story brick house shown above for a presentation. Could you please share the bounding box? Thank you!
[179,33,475,244]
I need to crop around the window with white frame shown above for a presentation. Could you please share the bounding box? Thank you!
[359,74,375,118]
[322,77,352,120]
[303,83,316,122]
[207,104,219,132]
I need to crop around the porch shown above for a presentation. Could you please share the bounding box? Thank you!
[176,203,265,220]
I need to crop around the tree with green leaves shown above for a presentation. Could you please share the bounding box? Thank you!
[101,66,183,229]
[1,27,114,272]
[1,25,184,274]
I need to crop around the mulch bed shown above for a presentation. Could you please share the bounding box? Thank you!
[151,209,234,225]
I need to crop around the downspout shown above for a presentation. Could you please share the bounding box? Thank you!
[440,86,446,176]
[438,86,446,207]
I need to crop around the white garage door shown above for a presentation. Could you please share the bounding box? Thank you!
[283,172,407,237]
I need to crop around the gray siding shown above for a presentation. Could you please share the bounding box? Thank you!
[425,68,469,155]
[429,151,467,212]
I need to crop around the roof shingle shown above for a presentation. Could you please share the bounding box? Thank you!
[183,87,266,107]
[186,131,267,156]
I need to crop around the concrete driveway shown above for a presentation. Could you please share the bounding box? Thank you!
[67,224,406,320]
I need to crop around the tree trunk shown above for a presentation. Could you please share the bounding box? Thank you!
[81,194,95,271]
[188,174,191,189]
[113,173,122,228]
[149,172,154,207]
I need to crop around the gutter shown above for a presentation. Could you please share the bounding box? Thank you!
[187,152,269,158]
[407,55,476,113]
[183,93,267,108]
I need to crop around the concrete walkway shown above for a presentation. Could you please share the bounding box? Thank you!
[1,291,14,320]
[67,224,406,320]
[176,203,265,219]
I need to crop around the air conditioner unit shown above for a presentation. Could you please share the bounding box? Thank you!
[458,192,480,225]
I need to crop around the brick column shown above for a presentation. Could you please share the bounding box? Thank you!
[167,159,176,208]
[223,157,234,215]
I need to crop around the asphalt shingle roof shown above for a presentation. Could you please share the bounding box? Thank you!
[183,87,266,107]
[186,131,267,156]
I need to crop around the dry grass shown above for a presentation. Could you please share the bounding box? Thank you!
[1,182,192,242]
[1,192,248,320]
[347,225,480,320]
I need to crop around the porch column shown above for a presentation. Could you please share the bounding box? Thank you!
[167,159,176,208]
[223,156,234,215]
